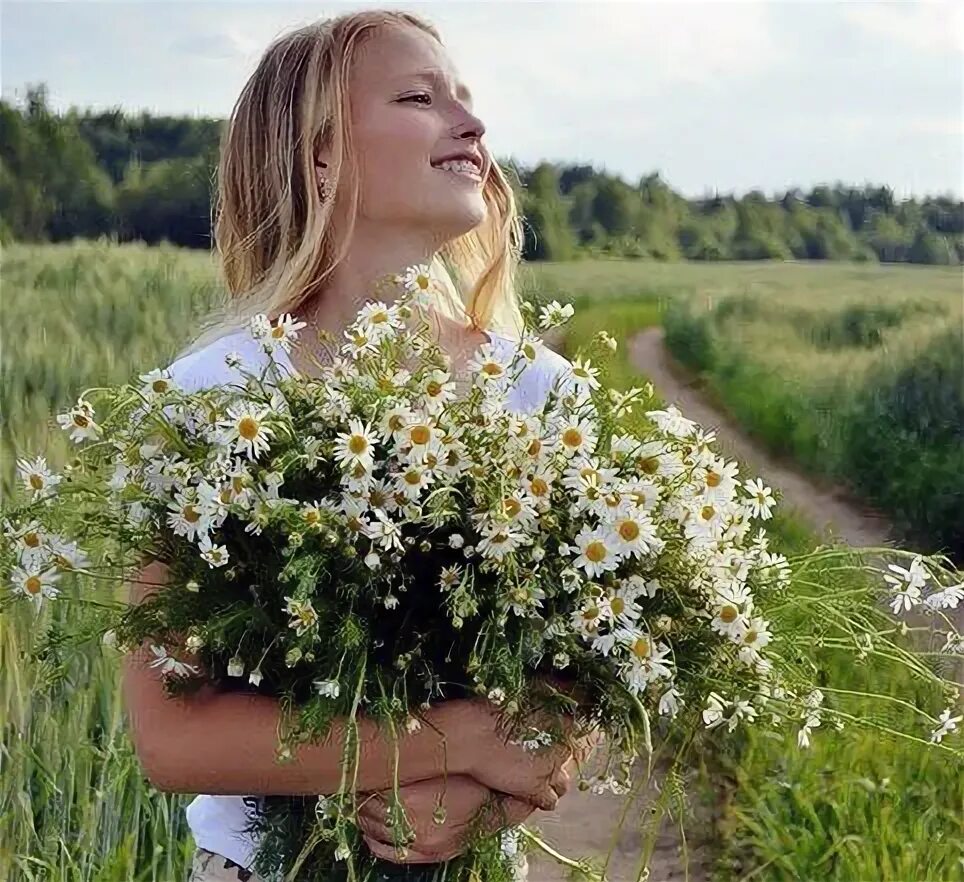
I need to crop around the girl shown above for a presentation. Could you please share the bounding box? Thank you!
[122,9,590,881]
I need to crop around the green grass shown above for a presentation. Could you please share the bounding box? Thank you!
[2,243,960,880]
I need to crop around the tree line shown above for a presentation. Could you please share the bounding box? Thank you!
[2,84,962,264]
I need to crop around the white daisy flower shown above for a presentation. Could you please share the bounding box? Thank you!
[924,582,964,612]
[11,561,61,609]
[567,357,601,392]
[198,534,230,568]
[249,314,272,340]
[341,324,379,359]
[702,692,728,729]
[138,368,178,400]
[314,679,341,699]
[557,418,597,459]
[537,299,574,330]
[609,507,660,559]
[930,707,963,744]
[333,418,377,472]
[476,522,526,561]
[265,312,308,353]
[365,509,405,552]
[148,644,199,677]
[394,464,434,501]
[467,344,511,387]
[419,369,457,412]
[17,455,62,501]
[573,526,620,577]
[658,686,682,717]
[646,404,697,439]
[357,301,404,341]
[57,397,100,444]
[284,596,319,636]
[217,402,275,461]
[571,597,614,639]
[743,477,776,520]
[400,263,435,298]
[166,489,212,543]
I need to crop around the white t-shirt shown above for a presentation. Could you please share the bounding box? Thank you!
[165,325,572,869]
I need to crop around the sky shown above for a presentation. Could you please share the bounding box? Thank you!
[2,0,962,201]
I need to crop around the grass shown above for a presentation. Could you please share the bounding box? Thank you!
[1,242,960,880]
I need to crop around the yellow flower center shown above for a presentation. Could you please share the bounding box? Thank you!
[585,541,607,563]
[482,362,503,377]
[25,576,42,594]
[503,498,522,518]
[618,521,640,541]
[29,474,44,490]
[743,629,758,645]
[706,469,721,488]
[611,597,625,616]
[24,532,41,547]
[700,504,716,521]
[404,470,422,486]
[348,435,368,455]
[152,379,169,393]
[238,416,259,440]
[631,637,650,659]
[530,477,548,497]
[183,505,200,524]
[562,428,583,448]
[73,414,89,428]
[426,380,442,397]
[304,509,320,524]
[271,326,285,339]
[527,439,542,457]
[720,605,737,623]
[410,425,431,445]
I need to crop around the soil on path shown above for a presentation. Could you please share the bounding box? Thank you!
[527,325,928,882]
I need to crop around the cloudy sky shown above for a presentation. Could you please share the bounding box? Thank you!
[3,0,961,200]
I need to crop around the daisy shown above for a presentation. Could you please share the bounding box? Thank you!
[439,564,463,591]
[573,525,620,578]
[357,301,404,341]
[924,582,964,612]
[198,534,230,568]
[466,344,510,387]
[57,397,100,444]
[556,418,598,459]
[284,596,319,636]
[567,357,601,393]
[148,644,199,677]
[341,324,379,359]
[702,692,728,729]
[396,419,443,458]
[419,369,457,412]
[930,707,963,744]
[138,368,178,400]
[365,509,405,552]
[17,455,62,502]
[266,313,308,353]
[394,464,434,501]
[537,300,574,330]
[743,477,776,520]
[658,686,682,717]
[571,598,614,639]
[47,536,91,572]
[400,263,435,298]
[608,507,660,559]
[476,522,527,561]
[217,402,275,461]
[333,418,377,472]
[736,616,772,665]
[167,489,212,543]
[314,679,341,699]
[646,404,697,439]
[11,560,61,609]
[606,580,644,628]
[883,555,930,593]
[380,404,416,444]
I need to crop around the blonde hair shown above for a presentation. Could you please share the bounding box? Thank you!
[181,8,526,359]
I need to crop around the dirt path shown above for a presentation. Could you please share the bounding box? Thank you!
[528,325,921,882]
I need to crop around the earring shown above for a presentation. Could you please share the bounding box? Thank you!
[315,161,330,201]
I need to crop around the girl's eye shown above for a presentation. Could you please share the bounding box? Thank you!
[401,93,432,105]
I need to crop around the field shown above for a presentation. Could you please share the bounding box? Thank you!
[1,243,962,881]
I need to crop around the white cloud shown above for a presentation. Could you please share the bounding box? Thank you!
[842,1,963,56]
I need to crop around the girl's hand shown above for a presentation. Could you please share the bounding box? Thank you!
[357,774,535,863]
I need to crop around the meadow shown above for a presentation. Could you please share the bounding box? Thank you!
[1,242,961,880]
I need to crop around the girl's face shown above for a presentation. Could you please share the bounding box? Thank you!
[343,24,490,242]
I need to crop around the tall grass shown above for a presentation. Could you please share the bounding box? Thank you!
[2,243,960,881]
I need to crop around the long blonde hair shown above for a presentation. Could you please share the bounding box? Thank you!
[181,8,526,359]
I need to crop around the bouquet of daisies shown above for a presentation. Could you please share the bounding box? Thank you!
[3,265,962,882]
